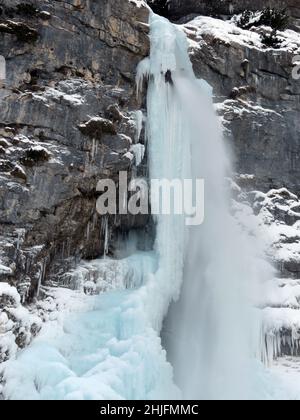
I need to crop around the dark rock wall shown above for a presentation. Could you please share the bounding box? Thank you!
[0,0,150,300]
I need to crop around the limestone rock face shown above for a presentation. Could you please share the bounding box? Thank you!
[0,0,150,301]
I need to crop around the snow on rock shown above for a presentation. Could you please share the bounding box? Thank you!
[0,252,180,401]
[123,151,134,162]
[263,307,300,335]
[185,15,300,53]
[0,283,41,365]
[183,12,300,198]
[185,16,264,50]
[217,99,283,121]
[232,184,300,363]
[134,110,144,143]
[262,307,300,363]
[233,186,300,276]
[0,0,151,388]
[31,253,157,326]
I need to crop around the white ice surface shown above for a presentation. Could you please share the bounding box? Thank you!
[2,282,298,401]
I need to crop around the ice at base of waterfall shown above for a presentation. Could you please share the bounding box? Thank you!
[2,283,299,401]
[1,252,180,401]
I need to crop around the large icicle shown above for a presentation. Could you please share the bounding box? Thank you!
[1,16,189,400]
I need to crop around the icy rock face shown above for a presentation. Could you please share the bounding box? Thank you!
[165,5,300,363]
[255,188,300,277]
[59,253,157,294]
[0,0,150,302]
[158,0,300,30]
[232,184,300,361]
[139,16,300,366]
[147,1,300,196]
[0,283,41,364]
[184,15,300,195]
